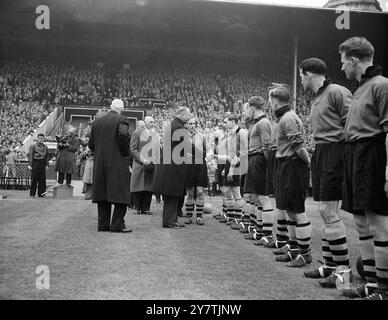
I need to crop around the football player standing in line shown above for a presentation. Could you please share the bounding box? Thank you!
[241,96,275,246]
[184,117,209,226]
[299,58,353,288]
[338,37,388,300]
[213,123,229,221]
[268,84,312,268]
[216,114,248,228]
[264,100,290,251]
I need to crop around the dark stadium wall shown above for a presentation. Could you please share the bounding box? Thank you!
[0,0,387,94]
[296,10,388,89]
[2,2,386,56]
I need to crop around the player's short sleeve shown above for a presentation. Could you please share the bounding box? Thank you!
[374,80,388,133]
[284,116,304,150]
[259,120,271,150]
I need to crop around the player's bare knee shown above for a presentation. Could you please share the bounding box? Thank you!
[319,202,340,224]
[259,195,272,209]
[231,187,241,200]
[196,187,204,200]
[186,187,195,198]
[286,211,296,221]
[353,214,371,236]
[365,211,388,236]
[224,190,233,201]
[235,198,244,209]
[243,193,252,202]
[251,194,260,205]
[294,212,309,224]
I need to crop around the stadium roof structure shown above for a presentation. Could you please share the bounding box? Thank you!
[323,0,383,12]
[1,0,387,105]
[1,0,386,52]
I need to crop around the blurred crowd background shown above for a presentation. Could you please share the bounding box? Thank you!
[0,53,325,179]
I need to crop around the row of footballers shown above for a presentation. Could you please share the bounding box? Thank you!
[187,36,388,300]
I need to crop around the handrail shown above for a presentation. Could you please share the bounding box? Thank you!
[19,107,58,153]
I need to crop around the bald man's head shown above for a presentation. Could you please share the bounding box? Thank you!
[110,99,124,114]
[144,116,155,129]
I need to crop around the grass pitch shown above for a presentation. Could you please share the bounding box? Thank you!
[0,191,362,300]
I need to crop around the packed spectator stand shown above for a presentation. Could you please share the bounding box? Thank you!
[0,55,318,189]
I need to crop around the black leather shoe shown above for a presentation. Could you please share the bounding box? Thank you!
[98,229,110,232]
[163,224,180,229]
[163,223,184,229]
[109,228,132,233]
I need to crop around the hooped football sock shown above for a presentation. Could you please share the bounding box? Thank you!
[326,219,350,267]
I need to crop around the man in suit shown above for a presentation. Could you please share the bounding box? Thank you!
[88,99,133,233]
[28,133,49,198]
[153,107,192,228]
[130,116,160,215]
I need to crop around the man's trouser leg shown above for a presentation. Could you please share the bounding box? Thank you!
[98,201,111,231]
[177,196,185,217]
[66,173,72,185]
[140,191,153,212]
[163,195,179,226]
[30,162,39,196]
[58,172,65,184]
[110,204,127,231]
[37,160,47,196]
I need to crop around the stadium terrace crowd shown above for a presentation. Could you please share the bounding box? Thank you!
[0,100,48,168]
[0,58,289,106]
[0,57,314,159]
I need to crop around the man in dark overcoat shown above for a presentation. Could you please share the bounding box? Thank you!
[152,107,192,228]
[55,126,80,186]
[88,99,133,233]
[130,116,160,215]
